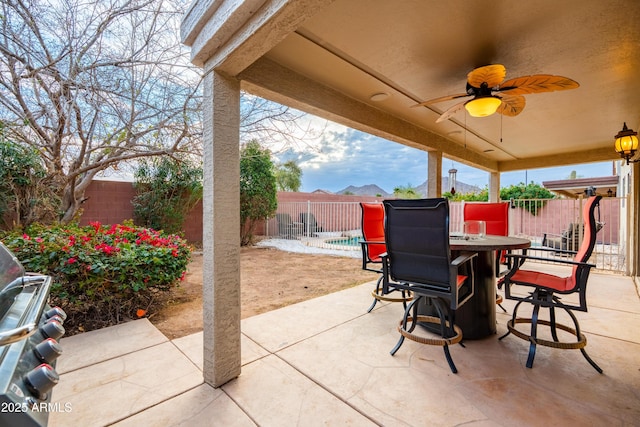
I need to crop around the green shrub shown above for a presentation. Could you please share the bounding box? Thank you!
[133,156,203,234]
[500,182,555,215]
[240,140,277,245]
[0,221,191,334]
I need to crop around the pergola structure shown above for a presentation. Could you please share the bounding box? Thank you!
[542,176,620,199]
[180,0,640,387]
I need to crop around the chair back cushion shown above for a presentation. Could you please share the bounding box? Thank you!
[360,203,386,261]
[383,198,451,287]
[570,196,602,286]
[276,213,292,226]
[464,202,509,263]
[463,202,509,236]
[507,196,601,294]
[300,213,318,228]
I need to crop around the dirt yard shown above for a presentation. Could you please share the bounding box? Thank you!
[149,246,375,339]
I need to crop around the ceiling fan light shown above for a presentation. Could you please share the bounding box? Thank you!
[464,96,502,117]
[614,122,639,164]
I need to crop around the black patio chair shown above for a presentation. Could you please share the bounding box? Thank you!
[276,213,303,239]
[542,222,582,252]
[382,198,476,373]
[299,212,324,236]
[542,221,604,254]
[499,195,603,372]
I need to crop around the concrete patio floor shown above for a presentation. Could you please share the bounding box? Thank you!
[49,264,640,426]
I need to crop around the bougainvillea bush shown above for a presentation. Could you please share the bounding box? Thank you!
[0,221,191,334]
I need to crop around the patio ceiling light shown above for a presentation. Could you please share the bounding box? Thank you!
[614,122,639,164]
[464,96,502,117]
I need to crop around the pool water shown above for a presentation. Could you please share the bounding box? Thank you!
[325,237,362,247]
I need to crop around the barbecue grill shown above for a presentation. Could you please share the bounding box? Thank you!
[0,242,65,427]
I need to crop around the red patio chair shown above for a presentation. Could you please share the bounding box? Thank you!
[499,195,603,373]
[463,202,510,311]
[359,203,411,312]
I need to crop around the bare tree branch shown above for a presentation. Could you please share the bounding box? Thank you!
[0,0,318,225]
[0,0,202,222]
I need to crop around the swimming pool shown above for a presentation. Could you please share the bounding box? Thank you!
[325,236,362,247]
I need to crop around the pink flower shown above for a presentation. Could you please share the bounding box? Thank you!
[22,234,31,240]
[67,257,77,264]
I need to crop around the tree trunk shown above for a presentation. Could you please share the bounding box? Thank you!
[60,174,95,224]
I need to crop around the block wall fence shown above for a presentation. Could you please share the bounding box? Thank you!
[4,180,619,246]
[79,181,382,243]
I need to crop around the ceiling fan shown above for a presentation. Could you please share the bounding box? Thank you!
[413,64,579,123]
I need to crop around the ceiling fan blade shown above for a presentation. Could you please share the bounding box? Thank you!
[412,93,470,107]
[497,95,526,116]
[497,74,579,95]
[467,64,506,88]
[435,100,467,123]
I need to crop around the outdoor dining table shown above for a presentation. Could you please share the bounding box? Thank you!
[418,234,531,340]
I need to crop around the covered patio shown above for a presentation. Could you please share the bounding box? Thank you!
[179,0,640,389]
[49,264,640,425]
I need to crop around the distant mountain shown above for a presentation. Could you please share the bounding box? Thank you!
[335,179,480,197]
[337,184,391,196]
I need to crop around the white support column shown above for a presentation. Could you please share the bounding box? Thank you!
[202,69,241,387]
[428,151,442,197]
[489,172,500,202]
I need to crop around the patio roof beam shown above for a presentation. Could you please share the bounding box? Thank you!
[182,0,334,71]
[498,147,617,172]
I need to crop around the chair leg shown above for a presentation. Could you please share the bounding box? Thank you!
[563,305,603,374]
[366,276,384,313]
[503,294,603,373]
[402,290,409,310]
[499,300,524,340]
[390,297,420,356]
[406,298,420,333]
[443,344,458,374]
[496,293,508,313]
[366,298,378,313]
[580,348,603,374]
[549,306,559,342]
[433,299,459,373]
[526,303,541,368]
[390,335,405,356]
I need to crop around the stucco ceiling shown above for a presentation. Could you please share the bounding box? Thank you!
[184,0,640,173]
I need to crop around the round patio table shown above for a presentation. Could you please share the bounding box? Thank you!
[418,235,531,340]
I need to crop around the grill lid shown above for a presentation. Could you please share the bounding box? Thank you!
[0,243,26,318]
[0,242,25,293]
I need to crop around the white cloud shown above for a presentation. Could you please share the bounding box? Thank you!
[269,112,615,194]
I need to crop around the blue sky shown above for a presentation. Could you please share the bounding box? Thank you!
[270,118,614,194]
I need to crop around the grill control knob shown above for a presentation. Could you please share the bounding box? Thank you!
[24,364,59,400]
[45,315,65,325]
[40,319,65,340]
[34,338,63,364]
[45,306,67,323]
